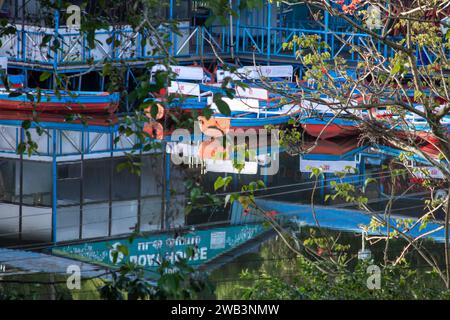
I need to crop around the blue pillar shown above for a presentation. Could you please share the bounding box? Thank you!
[51,129,57,243]
[324,1,329,51]
[125,68,130,112]
[267,0,272,63]
[236,0,241,54]
[101,75,105,91]
[19,22,23,61]
[170,0,174,55]
[164,150,171,228]
[78,74,82,91]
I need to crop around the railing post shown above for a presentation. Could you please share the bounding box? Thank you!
[229,0,235,59]
[53,1,60,73]
[324,0,329,52]
[20,26,25,61]
[243,28,246,52]
[174,29,178,56]
[201,27,205,57]
[196,27,199,55]
[111,28,116,61]
[222,26,226,53]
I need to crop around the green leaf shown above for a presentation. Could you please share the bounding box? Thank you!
[39,72,52,82]
[213,94,231,116]
[21,120,31,130]
[364,178,377,188]
[214,176,225,191]
[17,142,26,155]
[214,176,232,191]
[414,90,423,100]
[117,244,129,257]
[190,187,201,200]
[116,162,129,172]
[40,34,52,47]
[202,106,213,120]
[111,250,118,264]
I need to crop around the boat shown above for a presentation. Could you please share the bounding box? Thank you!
[144,69,305,137]
[298,95,363,139]
[150,64,211,83]
[215,66,362,139]
[156,65,365,139]
[366,104,450,156]
[216,65,294,83]
[143,94,303,139]
[300,117,361,139]
[0,110,118,126]
[0,89,120,113]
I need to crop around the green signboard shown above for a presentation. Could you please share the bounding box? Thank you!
[52,224,265,269]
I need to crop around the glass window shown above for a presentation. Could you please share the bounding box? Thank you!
[111,200,138,235]
[57,162,81,206]
[82,203,109,239]
[83,159,111,203]
[112,158,139,201]
[0,159,19,204]
[140,196,162,232]
[22,161,52,207]
[57,205,80,242]
[141,155,163,197]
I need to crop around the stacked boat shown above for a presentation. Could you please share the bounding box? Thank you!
[148,64,306,135]
[148,63,450,163]
[0,74,120,115]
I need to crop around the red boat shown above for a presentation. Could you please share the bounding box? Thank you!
[0,89,120,114]
[302,119,360,140]
[0,110,119,126]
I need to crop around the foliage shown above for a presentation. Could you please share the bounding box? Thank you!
[216,230,450,300]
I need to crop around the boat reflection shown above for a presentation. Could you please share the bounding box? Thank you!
[184,135,445,231]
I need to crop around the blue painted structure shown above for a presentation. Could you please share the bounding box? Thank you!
[0,118,161,243]
[0,1,439,114]
[0,1,444,247]
[0,1,437,73]
[231,199,446,243]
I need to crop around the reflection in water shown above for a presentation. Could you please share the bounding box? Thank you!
[182,131,448,294]
[185,135,438,227]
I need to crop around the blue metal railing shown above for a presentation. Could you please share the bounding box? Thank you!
[0,25,231,67]
[237,25,404,63]
[0,119,150,158]
[0,24,441,68]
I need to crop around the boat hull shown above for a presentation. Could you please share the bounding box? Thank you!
[0,91,120,114]
[302,123,360,140]
[0,110,118,126]
[415,130,450,158]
